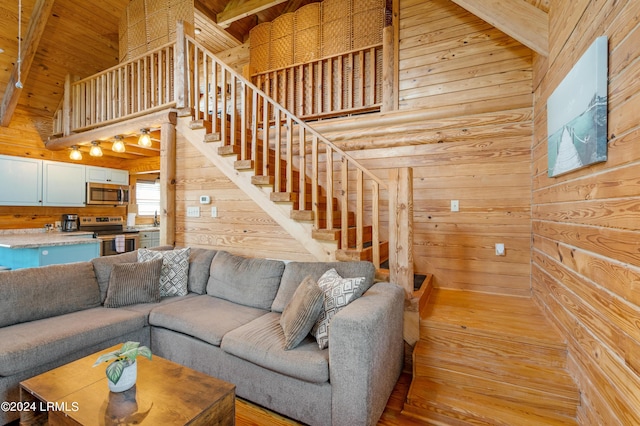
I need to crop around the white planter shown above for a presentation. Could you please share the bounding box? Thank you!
[108,361,137,393]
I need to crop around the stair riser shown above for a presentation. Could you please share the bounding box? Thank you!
[419,328,568,369]
[415,366,579,415]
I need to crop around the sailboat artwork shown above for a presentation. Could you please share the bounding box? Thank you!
[547,36,608,177]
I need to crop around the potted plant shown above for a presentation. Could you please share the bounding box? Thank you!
[93,341,152,392]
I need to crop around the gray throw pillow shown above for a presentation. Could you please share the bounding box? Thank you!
[280,275,324,350]
[104,258,163,308]
[138,247,191,296]
[312,268,366,349]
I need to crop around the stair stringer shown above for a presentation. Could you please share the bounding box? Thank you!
[177,115,338,261]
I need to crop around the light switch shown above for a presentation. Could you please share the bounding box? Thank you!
[211,206,218,217]
[451,200,459,212]
[495,243,505,256]
[187,207,200,217]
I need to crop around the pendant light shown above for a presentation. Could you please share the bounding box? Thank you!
[69,145,82,160]
[89,141,103,157]
[138,129,152,147]
[112,135,126,153]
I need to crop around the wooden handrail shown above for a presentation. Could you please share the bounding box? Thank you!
[181,30,391,268]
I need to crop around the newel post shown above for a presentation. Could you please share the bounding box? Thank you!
[388,167,414,299]
[160,111,178,247]
[174,21,189,109]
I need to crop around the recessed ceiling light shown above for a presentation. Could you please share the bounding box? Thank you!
[0,48,4,54]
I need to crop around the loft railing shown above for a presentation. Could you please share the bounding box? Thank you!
[180,31,388,267]
[252,44,383,121]
[53,42,176,135]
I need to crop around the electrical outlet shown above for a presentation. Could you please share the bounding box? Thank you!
[451,200,459,212]
[187,206,200,217]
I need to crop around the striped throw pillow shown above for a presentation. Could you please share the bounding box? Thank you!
[280,275,324,350]
[104,258,163,308]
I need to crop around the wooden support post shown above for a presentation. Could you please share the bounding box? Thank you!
[160,120,177,247]
[388,167,413,299]
[174,21,188,109]
[382,26,396,113]
[63,75,72,136]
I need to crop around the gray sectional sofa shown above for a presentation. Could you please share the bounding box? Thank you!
[0,247,404,426]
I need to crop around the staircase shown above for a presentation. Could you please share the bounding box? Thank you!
[174,32,397,272]
[403,289,580,425]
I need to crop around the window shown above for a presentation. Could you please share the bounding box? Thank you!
[136,179,160,216]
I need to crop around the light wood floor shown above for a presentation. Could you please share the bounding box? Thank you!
[235,371,419,425]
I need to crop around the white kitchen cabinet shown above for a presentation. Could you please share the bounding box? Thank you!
[0,155,43,206]
[85,166,129,185]
[42,161,86,207]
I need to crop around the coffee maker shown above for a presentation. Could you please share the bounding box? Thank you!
[61,214,79,232]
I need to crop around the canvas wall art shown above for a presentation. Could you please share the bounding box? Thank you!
[547,36,608,177]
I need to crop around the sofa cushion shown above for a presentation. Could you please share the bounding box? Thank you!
[187,248,217,294]
[91,246,173,303]
[221,312,330,384]
[312,268,367,349]
[280,275,324,350]
[207,251,285,310]
[103,258,163,308]
[149,295,268,346]
[0,262,101,328]
[271,261,375,313]
[0,307,146,376]
[138,247,191,297]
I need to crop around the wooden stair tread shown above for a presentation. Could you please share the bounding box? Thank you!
[413,340,579,400]
[421,289,567,349]
[404,377,578,426]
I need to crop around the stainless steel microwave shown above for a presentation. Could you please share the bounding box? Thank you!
[86,182,130,205]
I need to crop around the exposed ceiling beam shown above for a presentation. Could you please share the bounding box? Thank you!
[0,0,55,127]
[450,0,549,57]
[217,0,288,28]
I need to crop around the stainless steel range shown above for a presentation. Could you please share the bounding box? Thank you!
[79,216,139,256]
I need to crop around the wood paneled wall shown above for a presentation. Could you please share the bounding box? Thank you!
[174,132,316,261]
[171,0,534,294]
[532,2,640,424]
[326,0,532,295]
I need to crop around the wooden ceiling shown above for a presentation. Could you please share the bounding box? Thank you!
[0,0,548,161]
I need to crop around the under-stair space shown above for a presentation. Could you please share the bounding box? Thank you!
[189,104,389,270]
[404,289,580,425]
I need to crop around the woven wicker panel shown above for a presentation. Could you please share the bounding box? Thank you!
[294,27,320,63]
[272,13,294,40]
[322,0,351,23]
[321,18,350,56]
[294,3,320,63]
[148,34,170,51]
[352,8,384,48]
[250,22,271,46]
[128,0,146,24]
[130,44,147,58]
[145,0,168,12]
[129,20,147,49]
[168,0,194,28]
[295,3,320,31]
[146,11,169,44]
[353,0,383,13]
[251,43,270,74]
[270,36,293,69]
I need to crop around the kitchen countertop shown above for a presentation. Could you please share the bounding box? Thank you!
[0,231,97,249]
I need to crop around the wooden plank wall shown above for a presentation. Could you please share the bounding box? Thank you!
[174,132,317,261]
[531,1,640,424]
[171,0,535,294]
[309,0,534,295]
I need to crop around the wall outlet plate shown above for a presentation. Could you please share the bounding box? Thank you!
[187,206,200,217]
[495,243,505,256]
[451,200,459,212]
[211,206,218,217]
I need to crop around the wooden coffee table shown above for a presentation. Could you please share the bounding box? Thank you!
[19,345,235,425]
